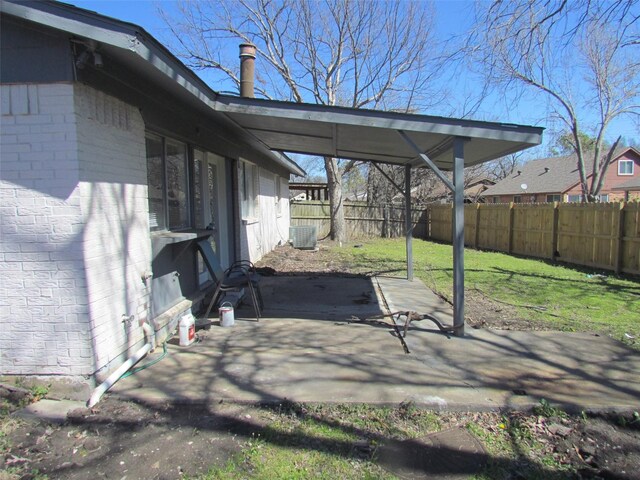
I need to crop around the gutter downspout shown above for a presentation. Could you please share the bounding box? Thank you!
[86,322,155,408]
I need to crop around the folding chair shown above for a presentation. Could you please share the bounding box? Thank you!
[196,240,263,321]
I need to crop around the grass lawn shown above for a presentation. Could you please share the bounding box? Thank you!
[328,238,640,346]
[194,402,579,480]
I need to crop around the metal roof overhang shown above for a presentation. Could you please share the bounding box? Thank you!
[214,95,544,170]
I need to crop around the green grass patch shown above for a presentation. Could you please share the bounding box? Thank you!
[330,238,640,346]
[194,402,444,480]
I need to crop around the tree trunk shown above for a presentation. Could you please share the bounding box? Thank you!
[325,156,346,244]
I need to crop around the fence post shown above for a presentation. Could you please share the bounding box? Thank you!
[474,203,481,249]
[507,202,515,254]
[614,201,625,274]
[551,201,560,260]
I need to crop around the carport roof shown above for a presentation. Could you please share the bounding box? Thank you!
[214,95,544,170]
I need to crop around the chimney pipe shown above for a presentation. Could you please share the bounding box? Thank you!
[239,43,256,98]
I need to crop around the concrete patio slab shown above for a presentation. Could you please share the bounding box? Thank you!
[111,275,640,412]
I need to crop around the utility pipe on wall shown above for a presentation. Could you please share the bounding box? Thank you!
[86,322,155,408]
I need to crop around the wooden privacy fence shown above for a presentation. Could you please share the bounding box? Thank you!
[428,202,640,275]
[290,200,428,240]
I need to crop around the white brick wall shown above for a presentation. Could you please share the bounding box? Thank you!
[1,83,93,376]
[75,85,151,375]
[0,83,151,378]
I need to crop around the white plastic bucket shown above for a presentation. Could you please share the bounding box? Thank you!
[219,302,235,327]
[178,313,195,346]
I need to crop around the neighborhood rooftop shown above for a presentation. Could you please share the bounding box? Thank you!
[482,147,640,197]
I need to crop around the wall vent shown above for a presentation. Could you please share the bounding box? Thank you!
[289,225,317,250]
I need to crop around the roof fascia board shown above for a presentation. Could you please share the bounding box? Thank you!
[272,152,306,177]
[215,95,544,144]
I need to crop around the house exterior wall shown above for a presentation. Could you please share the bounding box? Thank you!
[0,82,152,378]
[74,84,152,375]
[278,178,291,246]
[0,16,74,84]
[239,165,290,262]
[487,193,551,204]
[0,83,94,376]
[564,151,640,201]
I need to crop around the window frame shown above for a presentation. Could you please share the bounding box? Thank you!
[164,138,190,230]
[566,194,582,203]
[513,195,522,203]
[618,159,634,176]
[546,194,561,203]
[240,160,259,220]
[146,132,191,232]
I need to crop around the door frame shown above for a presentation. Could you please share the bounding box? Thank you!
[195,150,230,286]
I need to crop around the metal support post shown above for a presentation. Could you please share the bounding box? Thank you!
[405,164,413,281]
[452,137,465,336]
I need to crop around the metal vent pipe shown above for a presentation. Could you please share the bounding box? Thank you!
[239,43,256,98]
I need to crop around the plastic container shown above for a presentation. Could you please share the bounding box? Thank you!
[178,313,195,346]
[219,302,235,327]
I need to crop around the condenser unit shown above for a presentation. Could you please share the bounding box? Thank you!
[289,225,317,250]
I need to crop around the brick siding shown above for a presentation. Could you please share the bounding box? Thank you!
[1,83,152,378]
[1,83,92,375]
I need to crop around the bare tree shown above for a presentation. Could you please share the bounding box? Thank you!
[162,0,440,241]
[483,153,526,181]
[471,0,639,201]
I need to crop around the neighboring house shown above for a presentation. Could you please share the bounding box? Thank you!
[427,177,495,204]
[481,148,640,203]
[289,182,329,201]
[612,177,640,201]
[0,1,303,383]
[395,176,495,204]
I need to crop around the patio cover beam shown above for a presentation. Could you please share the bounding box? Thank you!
[400,129,466,335]
[371,163,405,196]
[452,137,465,336]
[405,165,413,281]
[397,130,454,192]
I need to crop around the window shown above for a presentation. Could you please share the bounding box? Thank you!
[146,134,189,231]
[566,194,582,203]
[546,194,561,203]
[492,196,500,204]
[240,160,259,219]
[146,135,165,230]
[166,139,189,229]
[193,150,204,229]
[513,195,522,203]
[598,194,609,202]
[618,160,634,175]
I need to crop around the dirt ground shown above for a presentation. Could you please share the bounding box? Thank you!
[2,396,640,480]
[254,242,535,331]
[2,242,639,479]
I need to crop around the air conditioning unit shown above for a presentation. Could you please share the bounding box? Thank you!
[289,225,317,250]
